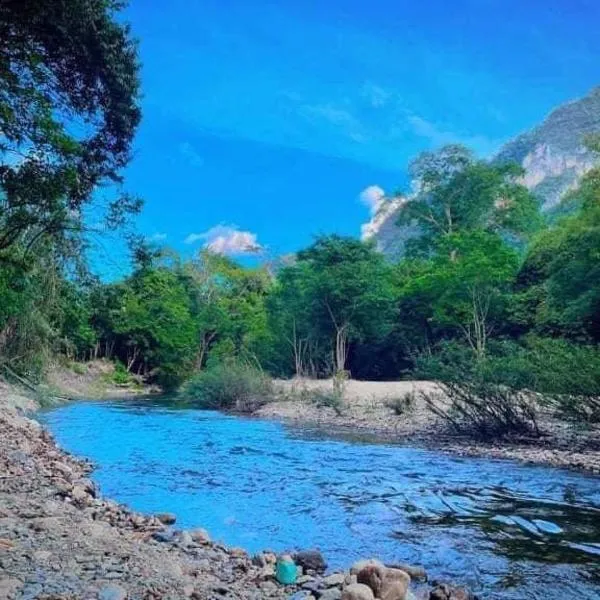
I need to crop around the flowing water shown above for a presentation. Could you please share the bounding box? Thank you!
[39,400,600,600]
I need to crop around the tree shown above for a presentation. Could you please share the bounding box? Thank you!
[399,231,519,359]
[0,0,141,258]
[281,236,396,376]
[398,144,541,257]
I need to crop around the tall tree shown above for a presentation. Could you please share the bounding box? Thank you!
[0,0,142,258]
[398,144,541,256]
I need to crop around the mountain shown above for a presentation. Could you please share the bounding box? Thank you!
[363,86,600,257]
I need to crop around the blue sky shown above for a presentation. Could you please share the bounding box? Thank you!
[102,0,600,271]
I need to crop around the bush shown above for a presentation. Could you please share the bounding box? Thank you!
[179,362,273,412]
[416,337,600,423]
[310,387,344,416]
[111,361,131,385]
[385,392,416,416]
[423,380,540,440]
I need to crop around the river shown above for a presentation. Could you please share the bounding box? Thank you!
[39,399,600,600]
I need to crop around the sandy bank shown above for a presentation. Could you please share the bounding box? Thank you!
[256,379,600,474]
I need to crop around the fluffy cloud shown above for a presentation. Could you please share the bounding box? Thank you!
[184,225,262,255]
[359,185,386,215]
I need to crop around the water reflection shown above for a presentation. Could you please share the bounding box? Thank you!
[40,401,600,600]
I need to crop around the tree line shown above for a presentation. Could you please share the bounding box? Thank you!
[1,2,599,407]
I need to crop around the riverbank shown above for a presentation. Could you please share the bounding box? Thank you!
[1,381,476,600]
[257,379,600,475]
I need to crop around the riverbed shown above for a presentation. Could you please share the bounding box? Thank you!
[40,399,600,600]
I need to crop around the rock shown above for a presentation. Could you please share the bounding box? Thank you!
[341,583,375,600]
[178,531,194,547]
[71,484,90,505]
[320,588,342,600]
[229,546,248,558]
[190,528,211,543]
[323,573,346,587]
[385,562,427,582]
[155,512,176,525]
[151,530,175,543]
[296,575,315,585]
[379,576,409,600]
[33,550,52,561]
[288,592,314,600]
[0,578,22,598]
[350,559,384,575]
[294,550,327,573]
[356,563,386,597]
[99,584,128,600]
[429,584,473,600]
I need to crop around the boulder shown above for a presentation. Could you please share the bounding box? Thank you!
[341,583,375,600]
[350,559,385,575]
[429,584,474,600]
[294,550,327,573]
[385,563,427,582]
[379,576,409,600]
[356,563,386,596]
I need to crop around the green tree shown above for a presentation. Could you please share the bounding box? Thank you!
[399,144,541,256]
[0,0,141,257]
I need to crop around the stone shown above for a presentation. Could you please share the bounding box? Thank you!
[190,528,211,543]
[151,530,175,543]
[99,584,128,600]
[178,531,194,546]
[0,578,22,598]
[356,563,386,597]
[350,559,384,575]
[341,583,375,600]
[33,550,52,561]
[323,573,346,587]
[320,588,342,600]
[385,563,427,582]
[71,485,90,504]
[294,550,327,573]
[155,512,176,525]
[379,577,409,600]
[288,592,314,600]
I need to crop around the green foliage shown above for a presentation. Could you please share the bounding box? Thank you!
[0,0,142,257]
[400,144,541,256]
[179,361,273,412]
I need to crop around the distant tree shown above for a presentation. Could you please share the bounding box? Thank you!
[399,144,541,256]
[279,236,396,376]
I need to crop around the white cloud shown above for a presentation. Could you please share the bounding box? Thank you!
[148,232,167,241]
[184,225,263,255]
[359,185,386,215]
[179,142,204,168]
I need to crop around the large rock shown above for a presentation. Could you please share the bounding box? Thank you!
[293,550,327,573]
[341,583,375,600]
[429,584,474,600]
[356,561,410,600]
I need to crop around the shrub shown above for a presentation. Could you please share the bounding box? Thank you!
[423,380,540,441]
[310,387,344,416]
[385,391,416,416]
[111,361,131,385]
[179,362,273,412]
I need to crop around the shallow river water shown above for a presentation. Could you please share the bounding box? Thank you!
[40,400,600,600]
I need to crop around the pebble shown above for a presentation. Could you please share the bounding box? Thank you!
[99,583,128,600]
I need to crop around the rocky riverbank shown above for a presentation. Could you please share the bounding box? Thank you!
[258,379,600,474]
[0,383,472,600]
